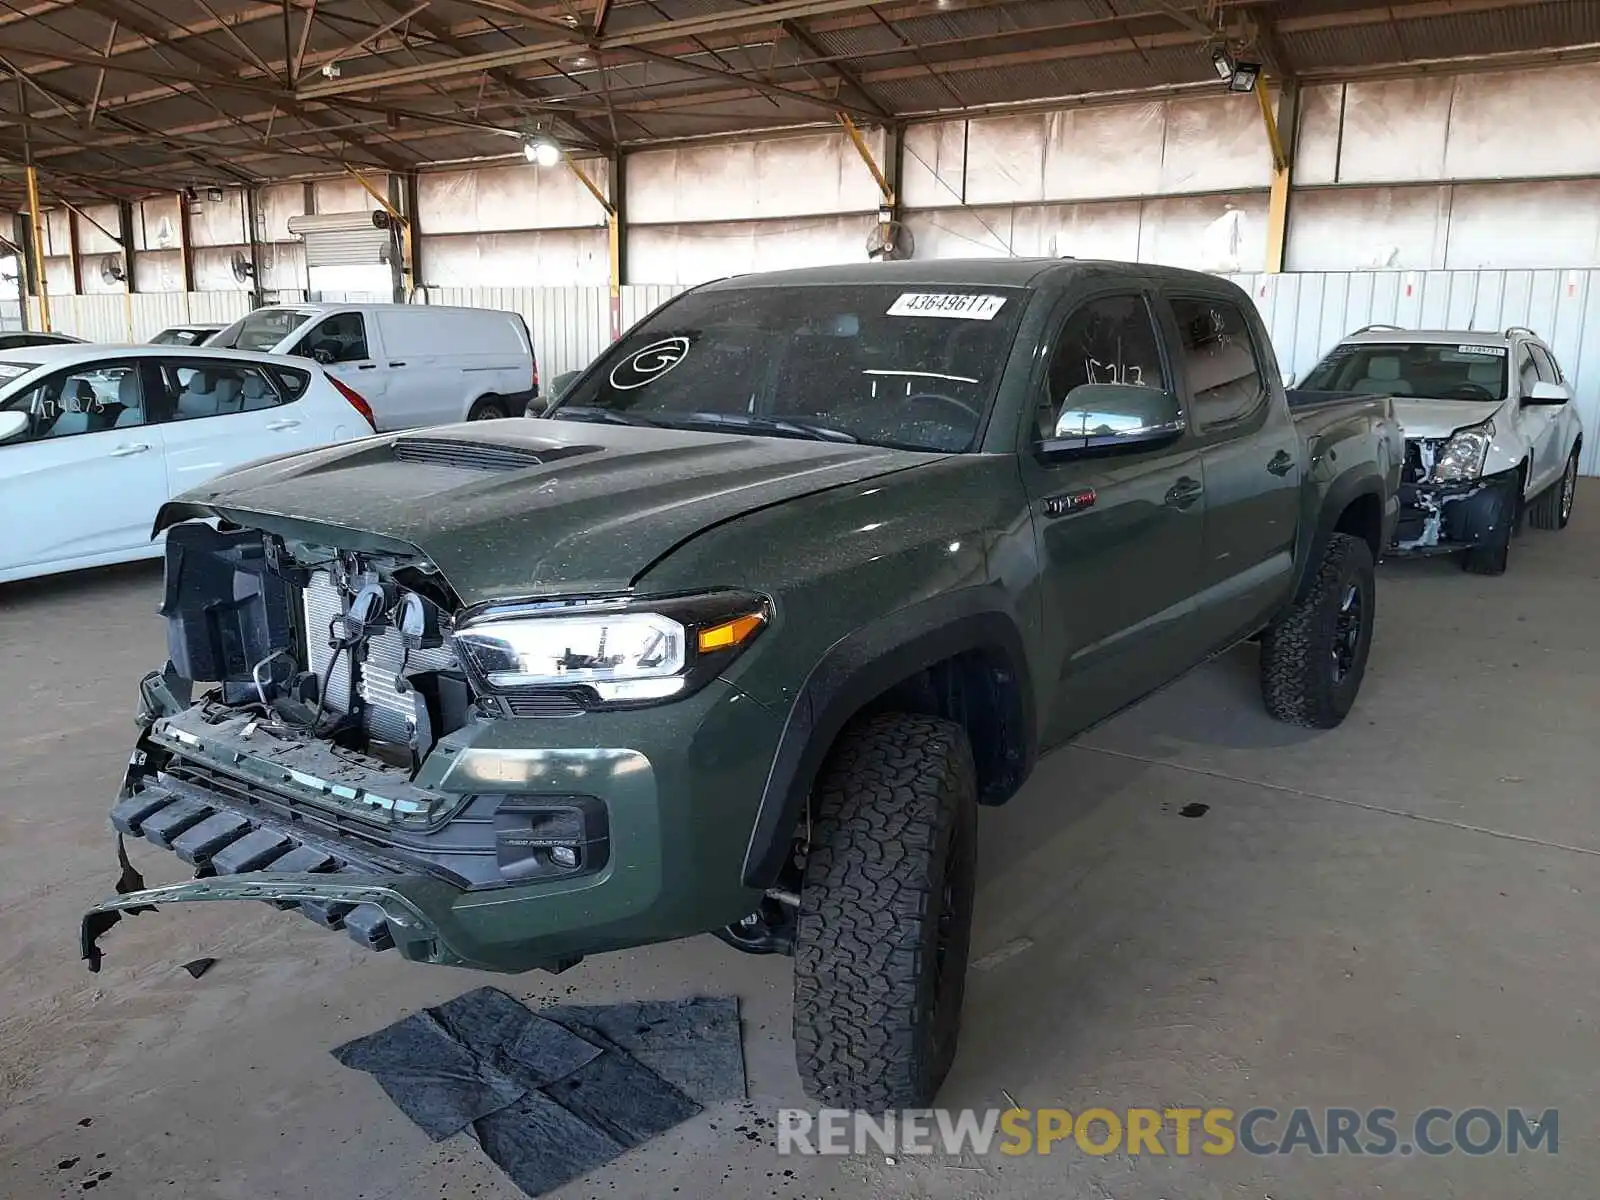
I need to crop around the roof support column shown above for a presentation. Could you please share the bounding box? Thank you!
[561,154,620,338]
[838,113,899,259]
[1257,77,1298,275]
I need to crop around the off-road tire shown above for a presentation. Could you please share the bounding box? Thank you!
[467,395,509,421]
[1529,447,1580,531]
[792,712,978,1111]
[1260,532,1375,729]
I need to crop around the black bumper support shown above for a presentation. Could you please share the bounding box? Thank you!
[1391,465,1520,554]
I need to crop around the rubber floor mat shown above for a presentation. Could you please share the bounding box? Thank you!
[333,988,744,1196]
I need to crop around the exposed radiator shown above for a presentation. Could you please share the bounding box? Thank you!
[301,571,458,745]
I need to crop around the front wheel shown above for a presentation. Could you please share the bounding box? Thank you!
[792,713,977,1111]
[1260,532,1376,729]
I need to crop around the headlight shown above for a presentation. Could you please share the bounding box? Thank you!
[454,591,769,709]
[1431,420,1494,482]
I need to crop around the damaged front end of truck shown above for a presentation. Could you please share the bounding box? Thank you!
[82,516,615,975]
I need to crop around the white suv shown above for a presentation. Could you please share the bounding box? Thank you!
[1299,325,1584,575]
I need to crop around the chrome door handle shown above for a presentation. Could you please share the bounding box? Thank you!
[1164,477,1204,509]
[108,442,151,457]
[267,419,301,431]
[1267,449,1295,476]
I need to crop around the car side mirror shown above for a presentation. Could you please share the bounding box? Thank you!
[1041,383,1185,456]
[0,410,28,444]
[1526,380,1569,406]
[550,370,580,401]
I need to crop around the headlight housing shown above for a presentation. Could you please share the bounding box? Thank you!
[454,590,769,710]
[1431,420,1494,482]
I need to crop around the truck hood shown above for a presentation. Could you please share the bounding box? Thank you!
[159,419,940,604]
[1391,397,1503,439]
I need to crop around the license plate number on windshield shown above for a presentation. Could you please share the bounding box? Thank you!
[886,293,1008,320]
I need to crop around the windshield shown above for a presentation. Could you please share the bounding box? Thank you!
[220,308,315,352]
[551,283,1028,452]
[1301,341,1508,401]
[151,327,213,346]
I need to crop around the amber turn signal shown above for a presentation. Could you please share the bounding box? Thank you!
[697,611,766,654]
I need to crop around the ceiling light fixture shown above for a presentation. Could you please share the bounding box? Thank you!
[1211,46,1261,93]
[524,135,563,167]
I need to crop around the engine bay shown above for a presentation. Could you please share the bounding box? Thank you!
[161,522,478,776]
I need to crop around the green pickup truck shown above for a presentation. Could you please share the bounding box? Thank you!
[85,260,1401,1110]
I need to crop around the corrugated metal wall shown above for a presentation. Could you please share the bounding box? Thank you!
[421,284,685,378]
[1231,269,1600,474]
[30,290,305,342]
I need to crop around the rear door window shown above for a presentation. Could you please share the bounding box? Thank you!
[1167,296,1266,430]
[153,359,287,421]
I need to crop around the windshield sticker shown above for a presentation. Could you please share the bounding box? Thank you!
[0,363,35,381]
[1457,344,1507,357]
[887,293,1007,321]
[609,336,690,390]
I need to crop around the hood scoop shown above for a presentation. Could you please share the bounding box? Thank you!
[392,437,596,472]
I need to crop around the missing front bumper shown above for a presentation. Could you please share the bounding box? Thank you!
[1390,465,1520,554]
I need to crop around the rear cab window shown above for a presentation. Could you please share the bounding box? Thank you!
[1301,341,1508,402]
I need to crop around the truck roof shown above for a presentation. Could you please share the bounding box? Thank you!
[697,258,1243,291]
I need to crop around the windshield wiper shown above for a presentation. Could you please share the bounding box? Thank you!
[663,411,859,443]
[549,405,663,427]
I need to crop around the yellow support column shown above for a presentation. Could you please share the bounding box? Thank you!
[1256,78,1296,275]
[24,165,52,332]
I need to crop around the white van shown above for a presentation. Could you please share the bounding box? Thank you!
[211,303,538,430]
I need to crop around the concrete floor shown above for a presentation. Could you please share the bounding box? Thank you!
[3,485,1597,1200]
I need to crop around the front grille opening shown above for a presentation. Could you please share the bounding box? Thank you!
[502,689,587,718]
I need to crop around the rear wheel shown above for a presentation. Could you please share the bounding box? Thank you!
[792,712,977,1111]
[1529,448,1579,531]
[1260,532,1375,728]
[467,396,509,421]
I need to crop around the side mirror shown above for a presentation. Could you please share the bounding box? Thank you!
[550,370,581,401]
[1526,380,1569,406]
[1042,383,1185,455]
[0,409,30,443]
[1283,371,1297,389]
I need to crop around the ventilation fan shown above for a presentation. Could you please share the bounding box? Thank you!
[99,255,126,284]
[231,251,256,283]
[866,219,914,261]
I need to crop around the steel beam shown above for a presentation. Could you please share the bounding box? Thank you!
[294,0,915,97]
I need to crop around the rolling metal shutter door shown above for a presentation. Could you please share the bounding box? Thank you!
[287,211,394,267]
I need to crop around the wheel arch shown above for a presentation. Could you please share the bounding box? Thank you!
[740,591,1037,888]
[1294,468,1390,603]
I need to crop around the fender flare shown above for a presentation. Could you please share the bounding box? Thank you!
[1294,467,1391,602]
[740,588,1036,887]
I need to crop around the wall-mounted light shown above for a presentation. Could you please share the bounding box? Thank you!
[1211,46,1261,93]
[524,135,563,167]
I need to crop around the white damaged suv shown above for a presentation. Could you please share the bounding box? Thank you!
[1298,325,1584,575]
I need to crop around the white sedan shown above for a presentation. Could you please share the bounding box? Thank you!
[0,343,378,583]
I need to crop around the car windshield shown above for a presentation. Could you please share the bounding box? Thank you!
[151,327,211,346]
[222,308,315,352]
[1301,341,1508,401]
[551,283,1028,452]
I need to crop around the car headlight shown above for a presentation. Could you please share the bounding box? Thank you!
[1431,420,1494,482]
[454,591,769,709]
